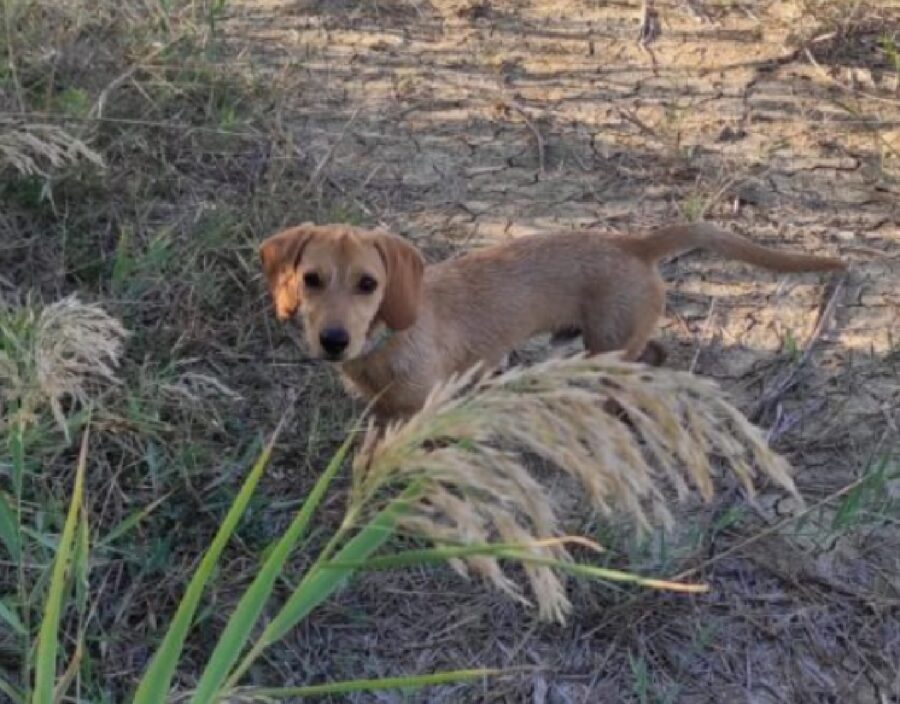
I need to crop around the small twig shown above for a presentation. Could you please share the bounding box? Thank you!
[751,272,847,421]
[689,297,717,374]
[765,398,827,444]
[637,0,661,74]
[303,107,361,195]
[616,107,658,139]
[91,66,141,120]
[677,422,893,584]
[671,473,870,582]
[698,174,744,221]
[228,353,323,367]
[2,0,25,112]
[507,100,546,176]
[324,174,376,217]
[804,46,900,109]
[1,110,262,138]
[681,0,714,24]
[90,43,169,120]
[638,0,661,45]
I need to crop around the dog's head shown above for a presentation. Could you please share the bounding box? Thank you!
[259,223,424,361]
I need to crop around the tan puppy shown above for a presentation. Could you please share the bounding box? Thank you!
[260,222,844,419]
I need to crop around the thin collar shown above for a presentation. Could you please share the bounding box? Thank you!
[361,323,395,357]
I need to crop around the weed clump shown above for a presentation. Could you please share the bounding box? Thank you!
[354,354,796,622]
[0,295,127,435]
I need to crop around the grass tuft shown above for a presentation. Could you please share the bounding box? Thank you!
[0,118,104,177]
[353,354,796,623]
[0,295,127,436]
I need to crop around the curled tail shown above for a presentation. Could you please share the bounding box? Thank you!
[619,223,846,273]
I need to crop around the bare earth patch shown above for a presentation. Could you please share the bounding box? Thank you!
[217,1,899,701]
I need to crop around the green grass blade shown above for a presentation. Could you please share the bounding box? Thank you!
[226,482,423,688]
[98,493,170,548]
[73,509,90,616]
[0,674,24,704]
[259,483,419,644]
[832,457,895,532]
[20,527,57,551]
[10,423,25,499]
[33,427,89,704]
[328,544,709,593]
[0,598,26,636]
[521,554,709,593]
[0,490,20,561]
[51,643,84,704]
[233,668,500,699]
[131,424,283,704]
[190,434,354,704]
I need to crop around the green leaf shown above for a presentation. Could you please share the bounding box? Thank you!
[9,423,25,499]
[328,544,708,593]
[0,674,24,704]
[226,482,423,688]
[190,434,353,704]
[20,527,58,551]
[51,643,84,704]
[832,457,893,532]
[232,668,500,699]
[110,228,134,296]
[74,510,91,616]
[54,87,91,118]
[33,426,89,704]
[262,485,418,640]
[0,490,20,561]
[832,482,864,531]
[0,598,25,636]
[131,425,282,704]
[97,494,169,548]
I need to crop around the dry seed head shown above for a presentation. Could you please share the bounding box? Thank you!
[1,296,128,437]
[0,119,104,177]
[353,354,796,622]
[161,371,243,404]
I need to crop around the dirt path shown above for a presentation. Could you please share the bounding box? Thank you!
[223,2,899,701]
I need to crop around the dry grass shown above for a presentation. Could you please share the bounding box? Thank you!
[355,355,796,622]
[0,119,104,177]
[0,295,127,434]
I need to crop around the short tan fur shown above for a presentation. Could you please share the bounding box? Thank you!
[260,222,844,419]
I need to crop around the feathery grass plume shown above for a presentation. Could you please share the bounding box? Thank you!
[0,119,104,177]
[0,295,128,436]
[352,354,796,623]
[161,370,243,404]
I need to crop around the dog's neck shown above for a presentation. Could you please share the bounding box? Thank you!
[339,321,397,391]
[338,308,434,418]
[360,322,395,357]
[338,325,400,412]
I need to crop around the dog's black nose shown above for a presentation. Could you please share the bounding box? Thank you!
[319,327,350,357]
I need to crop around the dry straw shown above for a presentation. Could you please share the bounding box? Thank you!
[0,295,128,435]
[352,354,796,622]
[0,118,104,177]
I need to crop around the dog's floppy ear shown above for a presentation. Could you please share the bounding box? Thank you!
[374,232,424,331]
[259,223,316,320]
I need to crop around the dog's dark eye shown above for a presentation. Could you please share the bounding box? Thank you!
[357,275,378,294]
[303,272,323,289]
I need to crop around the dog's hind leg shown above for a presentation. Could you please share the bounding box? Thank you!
[581,282,664,363]
[635,339,667,367]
